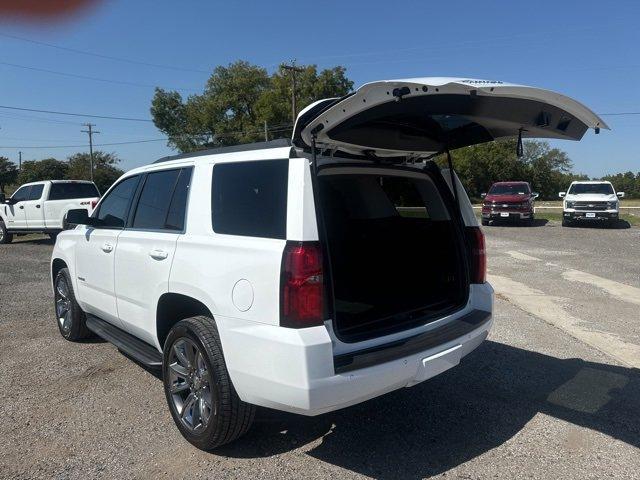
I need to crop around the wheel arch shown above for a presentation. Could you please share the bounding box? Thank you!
[51,258,68,287]
[156,293,213,350]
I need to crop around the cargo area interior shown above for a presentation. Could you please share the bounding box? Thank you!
[317,166,468,342]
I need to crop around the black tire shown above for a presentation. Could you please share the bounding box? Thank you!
[481,219,489,226]
[53,268,90,341]
[48,232,59,243]
[0,220,13,244]
[163,316,255,450]
[562,218,571,227]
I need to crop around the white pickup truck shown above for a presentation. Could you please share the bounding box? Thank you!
[0,180,100,243]
[560,181,624,227]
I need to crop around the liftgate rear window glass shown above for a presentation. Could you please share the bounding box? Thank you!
[211,159,288,239]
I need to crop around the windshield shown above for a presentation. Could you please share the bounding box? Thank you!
[568,183,614,195]
[488,184,530,195]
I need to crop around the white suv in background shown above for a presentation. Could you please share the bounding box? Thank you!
[50,77,604,450]
[560,181,623,227]
[0,180,99,244]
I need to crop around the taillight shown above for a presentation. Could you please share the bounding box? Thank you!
[280,242,324,328]
[90,199,98,209]
[467,226,486,284]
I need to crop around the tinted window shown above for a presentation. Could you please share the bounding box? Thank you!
[49,183,100,200]
[28,184,44,200]
[132,169,182,230]
[96,176,139,228]
[165,168,193,231]
[212,159,288,239]
[11,186,31,202]
[488,183,530,195]
[568,183,614,195]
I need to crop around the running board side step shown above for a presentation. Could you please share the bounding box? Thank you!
[86,315,163,369]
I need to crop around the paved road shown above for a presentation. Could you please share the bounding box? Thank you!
[0,225,638,479]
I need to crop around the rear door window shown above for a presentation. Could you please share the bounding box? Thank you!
[211,159,288,239]
[49,183,100,200]
[95,175,140,228]
[27,184,44,200]
[131,167,192,231]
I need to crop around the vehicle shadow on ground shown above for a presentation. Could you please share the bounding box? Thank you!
[4,236,53,245]
[484,218,548,228]
[218,341,639,480]
[565,219,631,230]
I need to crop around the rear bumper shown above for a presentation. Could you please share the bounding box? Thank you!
[216,284,494,416]
[563,209,618,220]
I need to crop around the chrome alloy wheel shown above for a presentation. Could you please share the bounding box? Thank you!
[55,276,72,334]
[168,338,214,432]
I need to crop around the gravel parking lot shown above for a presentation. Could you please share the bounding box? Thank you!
[1,221,639,480]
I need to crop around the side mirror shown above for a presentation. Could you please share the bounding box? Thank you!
[559,192,566,198]
[531,192,539,199]
[480,193,487,198]
[66,209,99,227]
[617,192,625,198]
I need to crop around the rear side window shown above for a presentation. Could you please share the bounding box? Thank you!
[132,167,192,231]
[28,184,44,200]
[211,159,288,239]
[379,176,429,218]
[96,175,140,228]
[49,183,100,200]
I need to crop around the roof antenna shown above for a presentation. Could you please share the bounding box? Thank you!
[517,128,524,158]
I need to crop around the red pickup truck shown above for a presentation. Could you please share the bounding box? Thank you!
[481,181,538,226]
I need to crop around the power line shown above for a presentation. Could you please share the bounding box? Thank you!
[0,138,167,149]
[0,61,198,92]
[0,123,296,149]
[0,32,210,74]
[0,105,153,122]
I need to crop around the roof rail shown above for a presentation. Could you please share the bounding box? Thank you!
[153,138,292,164]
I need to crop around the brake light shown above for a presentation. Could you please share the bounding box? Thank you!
[90,199,98,210]
[467,227,486,284]
[280,242,324,328]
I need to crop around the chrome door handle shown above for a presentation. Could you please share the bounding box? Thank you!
[149,249,168,260]
[101,242,113,253]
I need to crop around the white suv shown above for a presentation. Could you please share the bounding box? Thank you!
[50,77,605,450]
[560,181,624,227]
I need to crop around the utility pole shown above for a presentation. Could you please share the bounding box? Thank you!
[282,62,304,125]
[81,123,99,182]
[18,151,22,171]
[264,120,268,142]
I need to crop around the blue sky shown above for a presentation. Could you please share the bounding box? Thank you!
[0,0,638,177]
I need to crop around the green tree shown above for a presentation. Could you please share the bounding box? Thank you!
[17,158,68,185]
[601,171,640,198]
[151,61,353,152]
[0,157,18,193]
[66,151,124,194]
[438,139,584,200]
